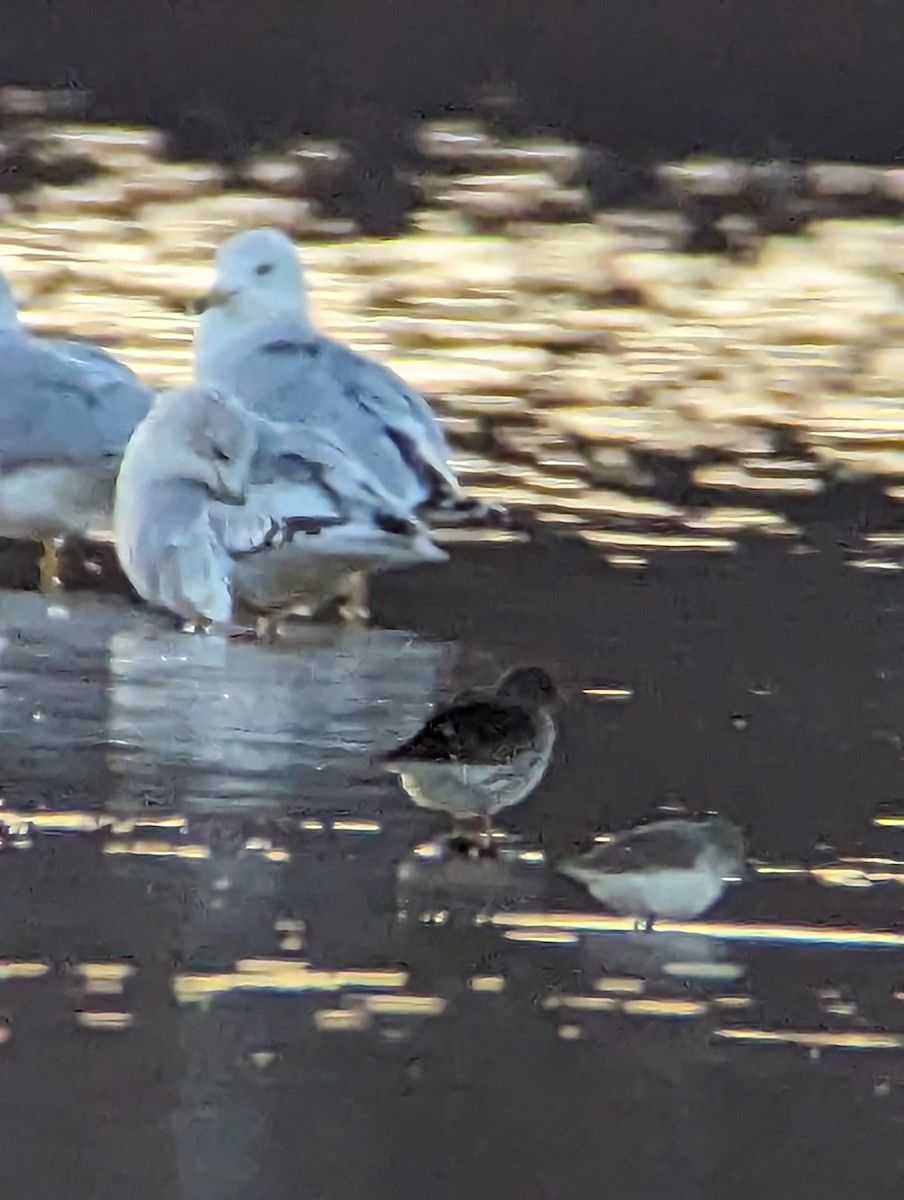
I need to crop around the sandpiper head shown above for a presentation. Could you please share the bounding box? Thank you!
[198,228,306,324]
[495,665,558,708]
[153,386,257,505]
[698,816,746,870]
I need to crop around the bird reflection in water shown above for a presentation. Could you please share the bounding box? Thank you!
[396,832,548,925]
[106,620,454,810]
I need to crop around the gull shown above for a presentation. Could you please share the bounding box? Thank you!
[382,665,559,841]
[0,271,152,588]
[559,816,747,928]
[113,385,444,634]
[232,415,446,629]
[194,227,500,525]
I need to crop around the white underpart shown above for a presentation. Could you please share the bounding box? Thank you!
[572,866,729,921]
[387,712,556,818]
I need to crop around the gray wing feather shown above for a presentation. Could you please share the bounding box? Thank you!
[214,319,458,508]
[0,330,151,469]
[251,416,413,521]
[578,824,704,873]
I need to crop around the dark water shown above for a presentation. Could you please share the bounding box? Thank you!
[1,531,904,1198]
[4,0,904,162]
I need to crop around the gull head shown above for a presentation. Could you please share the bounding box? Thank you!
[199,228,306,327]
[153,386,257,505]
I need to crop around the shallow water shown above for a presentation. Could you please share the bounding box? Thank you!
[1,530,904,1199]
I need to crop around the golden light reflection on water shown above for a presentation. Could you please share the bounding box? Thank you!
[503,929,581,945]
[314,1008,372,1032]
[594,976,645,995]
[469,974,506,993]
[6,115,904,554]
[0,797,902,1053]
[75,1011,135,1031]
[173,964,409,1003]
[0,961,50,981]
[757,858,904,888]
[492,912,904,948]
[714,1028,904,1051]
[104,840,211,860]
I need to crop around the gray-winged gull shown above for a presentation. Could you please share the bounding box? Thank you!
[193,228,502,525]
[114,385,445,634]
[0,271,153,587]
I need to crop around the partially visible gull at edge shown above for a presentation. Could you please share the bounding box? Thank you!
[0,271,153,586]
[193,228,504,527]
[114,385,445,635]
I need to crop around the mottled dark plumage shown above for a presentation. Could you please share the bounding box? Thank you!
[384,666,557,766]
[382,666,559,823]
[385,699,538,765]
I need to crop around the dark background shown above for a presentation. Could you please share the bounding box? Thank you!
[1,0,902,162]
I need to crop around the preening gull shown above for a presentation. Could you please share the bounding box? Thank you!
[194,228,499,524]
[114,386,445,633]
[0,271,153,586]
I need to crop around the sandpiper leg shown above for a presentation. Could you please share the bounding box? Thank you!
[39,537,65,594]
[337,571,370,623]
[474,811,496,855]
[255,614,281,643]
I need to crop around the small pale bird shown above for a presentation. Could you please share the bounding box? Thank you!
[382,665,559,839]
[560,816,747,928]
[0,271,152,588]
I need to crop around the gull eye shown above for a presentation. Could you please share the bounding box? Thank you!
[213,448,231,463]
[255,263,273,277]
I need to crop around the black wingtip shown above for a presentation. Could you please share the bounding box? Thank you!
[422,496,515,530]
[375,512,419,537]
[282,515,346,539]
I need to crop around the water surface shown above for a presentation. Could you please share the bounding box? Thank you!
[0,531,903,1199]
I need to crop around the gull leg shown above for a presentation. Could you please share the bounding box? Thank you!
[39,537,65,594]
